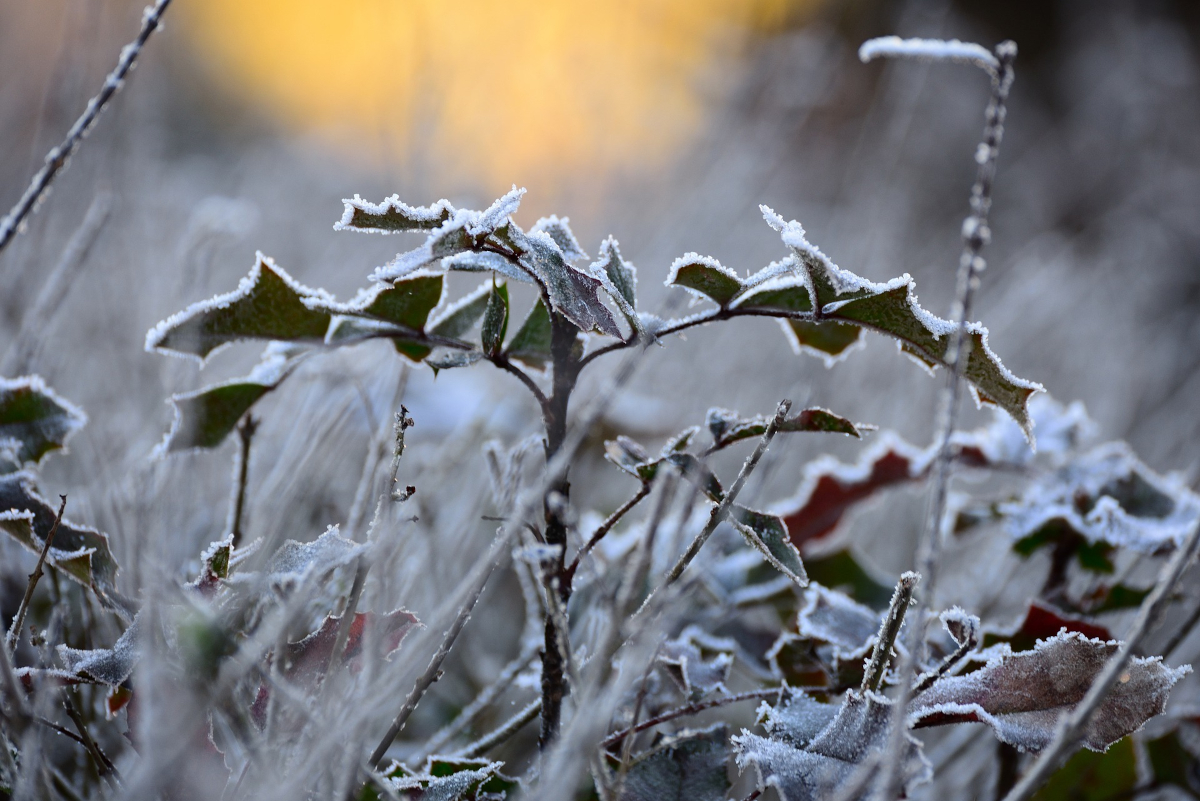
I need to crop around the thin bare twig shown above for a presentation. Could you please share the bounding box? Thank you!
[1001,515,1200,801]
[600,688,782,750]
[0,0,174,254]
[6,495,67,654]
[62,695,121,785]
[656,399,792,594]
[565,482,652,583]
[367,553,499,769]
[456,698,541,758]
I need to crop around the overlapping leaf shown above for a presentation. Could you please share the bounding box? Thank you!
[910,631,1189,752]
[0,375,87,465]
[155,342,306,454]
[705,406,868,450]
[0,471,130,618]
[146,254,334,360]
[505,298,552,369]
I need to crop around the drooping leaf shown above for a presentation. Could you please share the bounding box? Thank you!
[156,342,305,454]
[0,472,131,618]
[731,505,808,587]
[531,215,588,262]
[665,254,744,307]
[0,375,87,465]
[1002,441,1200,555]
[619,725,731,801]
[781,320,864,364]
[734,690,930,801]
[911,631,1189,752]
[429,282,493,339]
[146,254,334,360]
[1029,736,1137,801]
[505,298,553,369]
[590,237,639,332]
[425,349,484,373]
[481,282,509,356]
[759,206,1042,435]
[336,195,455,234]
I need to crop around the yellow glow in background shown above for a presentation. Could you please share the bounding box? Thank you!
[181,0,815,191]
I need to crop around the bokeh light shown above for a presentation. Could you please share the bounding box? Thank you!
[180,0,817,191]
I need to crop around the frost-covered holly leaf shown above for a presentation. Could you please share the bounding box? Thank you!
[731,506,807,587]
[311,273,446,331]
[188,535,233,596]
[531,215,588,262]
[1002,442,1200,555]
[336,195,455,234]
[758,206,1042,435]
[1030,737,1137,801]
[666,254,744,308]
[769,583,884,691]
[228,526,364,595]
[511,226,621,337]
[778,432,932,549]
[442,250,536,285]
[505,298,552,369]
[590,237,639,332]
[911,631,1189,751]
[425,349,483,374]
[429,282,492,339]
[146,254,334,360]
[0,375,87,465]
[734,690,930,801]
[157,343,306,454]
[659,635,733,701]
[57,616,141,686]
[618,725,731,801]
[370,187,526,282]
[0,472,130,618]
[978,601,1112,654]
[706,406,867,450]
[368,757,515,801]
[481,282,509,356]
[781,320,865,364]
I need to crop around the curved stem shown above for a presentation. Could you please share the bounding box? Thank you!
[600,688,782,750]
[564,482,652,586]
[489,355,549,411]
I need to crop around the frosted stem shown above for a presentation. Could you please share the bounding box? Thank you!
[0,0,174,254]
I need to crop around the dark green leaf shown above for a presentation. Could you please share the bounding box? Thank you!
[481,282,509,355]
[429,283,492,339]
[164,383,270,452]
[146,254,333,360]
[0,375,86,465]
[665,453,724,502]
[782,319,863,362]
[505,298,553,369]
[336,195,454,233]
[620,725,730,801]
[666,254,744,307]
[730,505,807,586]
[316,273,445,331]
[730,275,812,314]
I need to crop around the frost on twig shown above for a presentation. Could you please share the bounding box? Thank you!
[858,36,1000,76]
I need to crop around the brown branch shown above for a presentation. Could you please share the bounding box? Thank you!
[0,0,174,254]
[862,572,920,694]
[63,695,121,784]
[6,495,67,653]
[489,355,549,410]
[600,688,782,750]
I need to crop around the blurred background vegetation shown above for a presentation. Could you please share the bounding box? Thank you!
[2,0,1199,650]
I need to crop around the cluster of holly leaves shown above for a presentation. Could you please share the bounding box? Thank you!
[2,182,1199,799]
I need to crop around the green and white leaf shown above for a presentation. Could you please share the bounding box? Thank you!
[590,237,640,334]
[0,375,87,465]
[505,298,553,369]
[481,282,509,355]
[146,253,333,361]
[665,253,744,308]
[336,195,455,234]
[531,215,588,262]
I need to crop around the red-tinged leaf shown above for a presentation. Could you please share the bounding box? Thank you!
[777,432,931,548]
[282,608,420,688]
[980,601,1113,654]
[911,631,1189,752]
